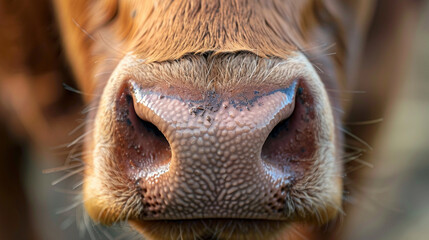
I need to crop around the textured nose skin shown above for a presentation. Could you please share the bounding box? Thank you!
[117,79,317,220]
[84,54,342,228]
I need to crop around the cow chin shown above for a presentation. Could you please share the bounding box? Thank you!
[82,52,342,239]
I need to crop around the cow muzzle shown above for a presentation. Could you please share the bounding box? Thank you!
[83,53,342,238]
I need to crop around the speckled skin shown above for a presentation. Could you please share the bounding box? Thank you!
[127,81,298,219]
[83,53,342,238]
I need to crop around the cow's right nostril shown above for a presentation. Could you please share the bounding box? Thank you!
[127,94,167,141]
[115,89,171,177]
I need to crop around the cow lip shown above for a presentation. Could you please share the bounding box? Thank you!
[129,218,291,240]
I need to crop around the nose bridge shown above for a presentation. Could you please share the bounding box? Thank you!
[172,109,262,170]
[169,110,264,202]
[170,102,268,188]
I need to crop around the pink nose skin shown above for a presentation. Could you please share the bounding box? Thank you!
[112,78,318,220]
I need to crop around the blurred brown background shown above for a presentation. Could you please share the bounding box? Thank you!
[0,1,428,240]
[342,4,429,240]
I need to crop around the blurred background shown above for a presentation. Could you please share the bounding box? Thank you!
[342,4,429,240]
[0,1,428,240]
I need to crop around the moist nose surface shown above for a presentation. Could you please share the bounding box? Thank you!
[116,80,316,219]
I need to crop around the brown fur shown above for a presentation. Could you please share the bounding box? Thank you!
[53,0,366,95]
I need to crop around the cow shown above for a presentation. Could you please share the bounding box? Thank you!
[0,0,423,239]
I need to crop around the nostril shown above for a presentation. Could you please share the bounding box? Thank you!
[266,118,291,139]
[126,94,168,141]
[261,114,295,165]
[261,83,317,175]
[114,88,171,177]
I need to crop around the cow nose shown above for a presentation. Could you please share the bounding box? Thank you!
[113,79,317,219]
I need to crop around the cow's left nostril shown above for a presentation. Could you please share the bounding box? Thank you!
[261,83,317,175]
